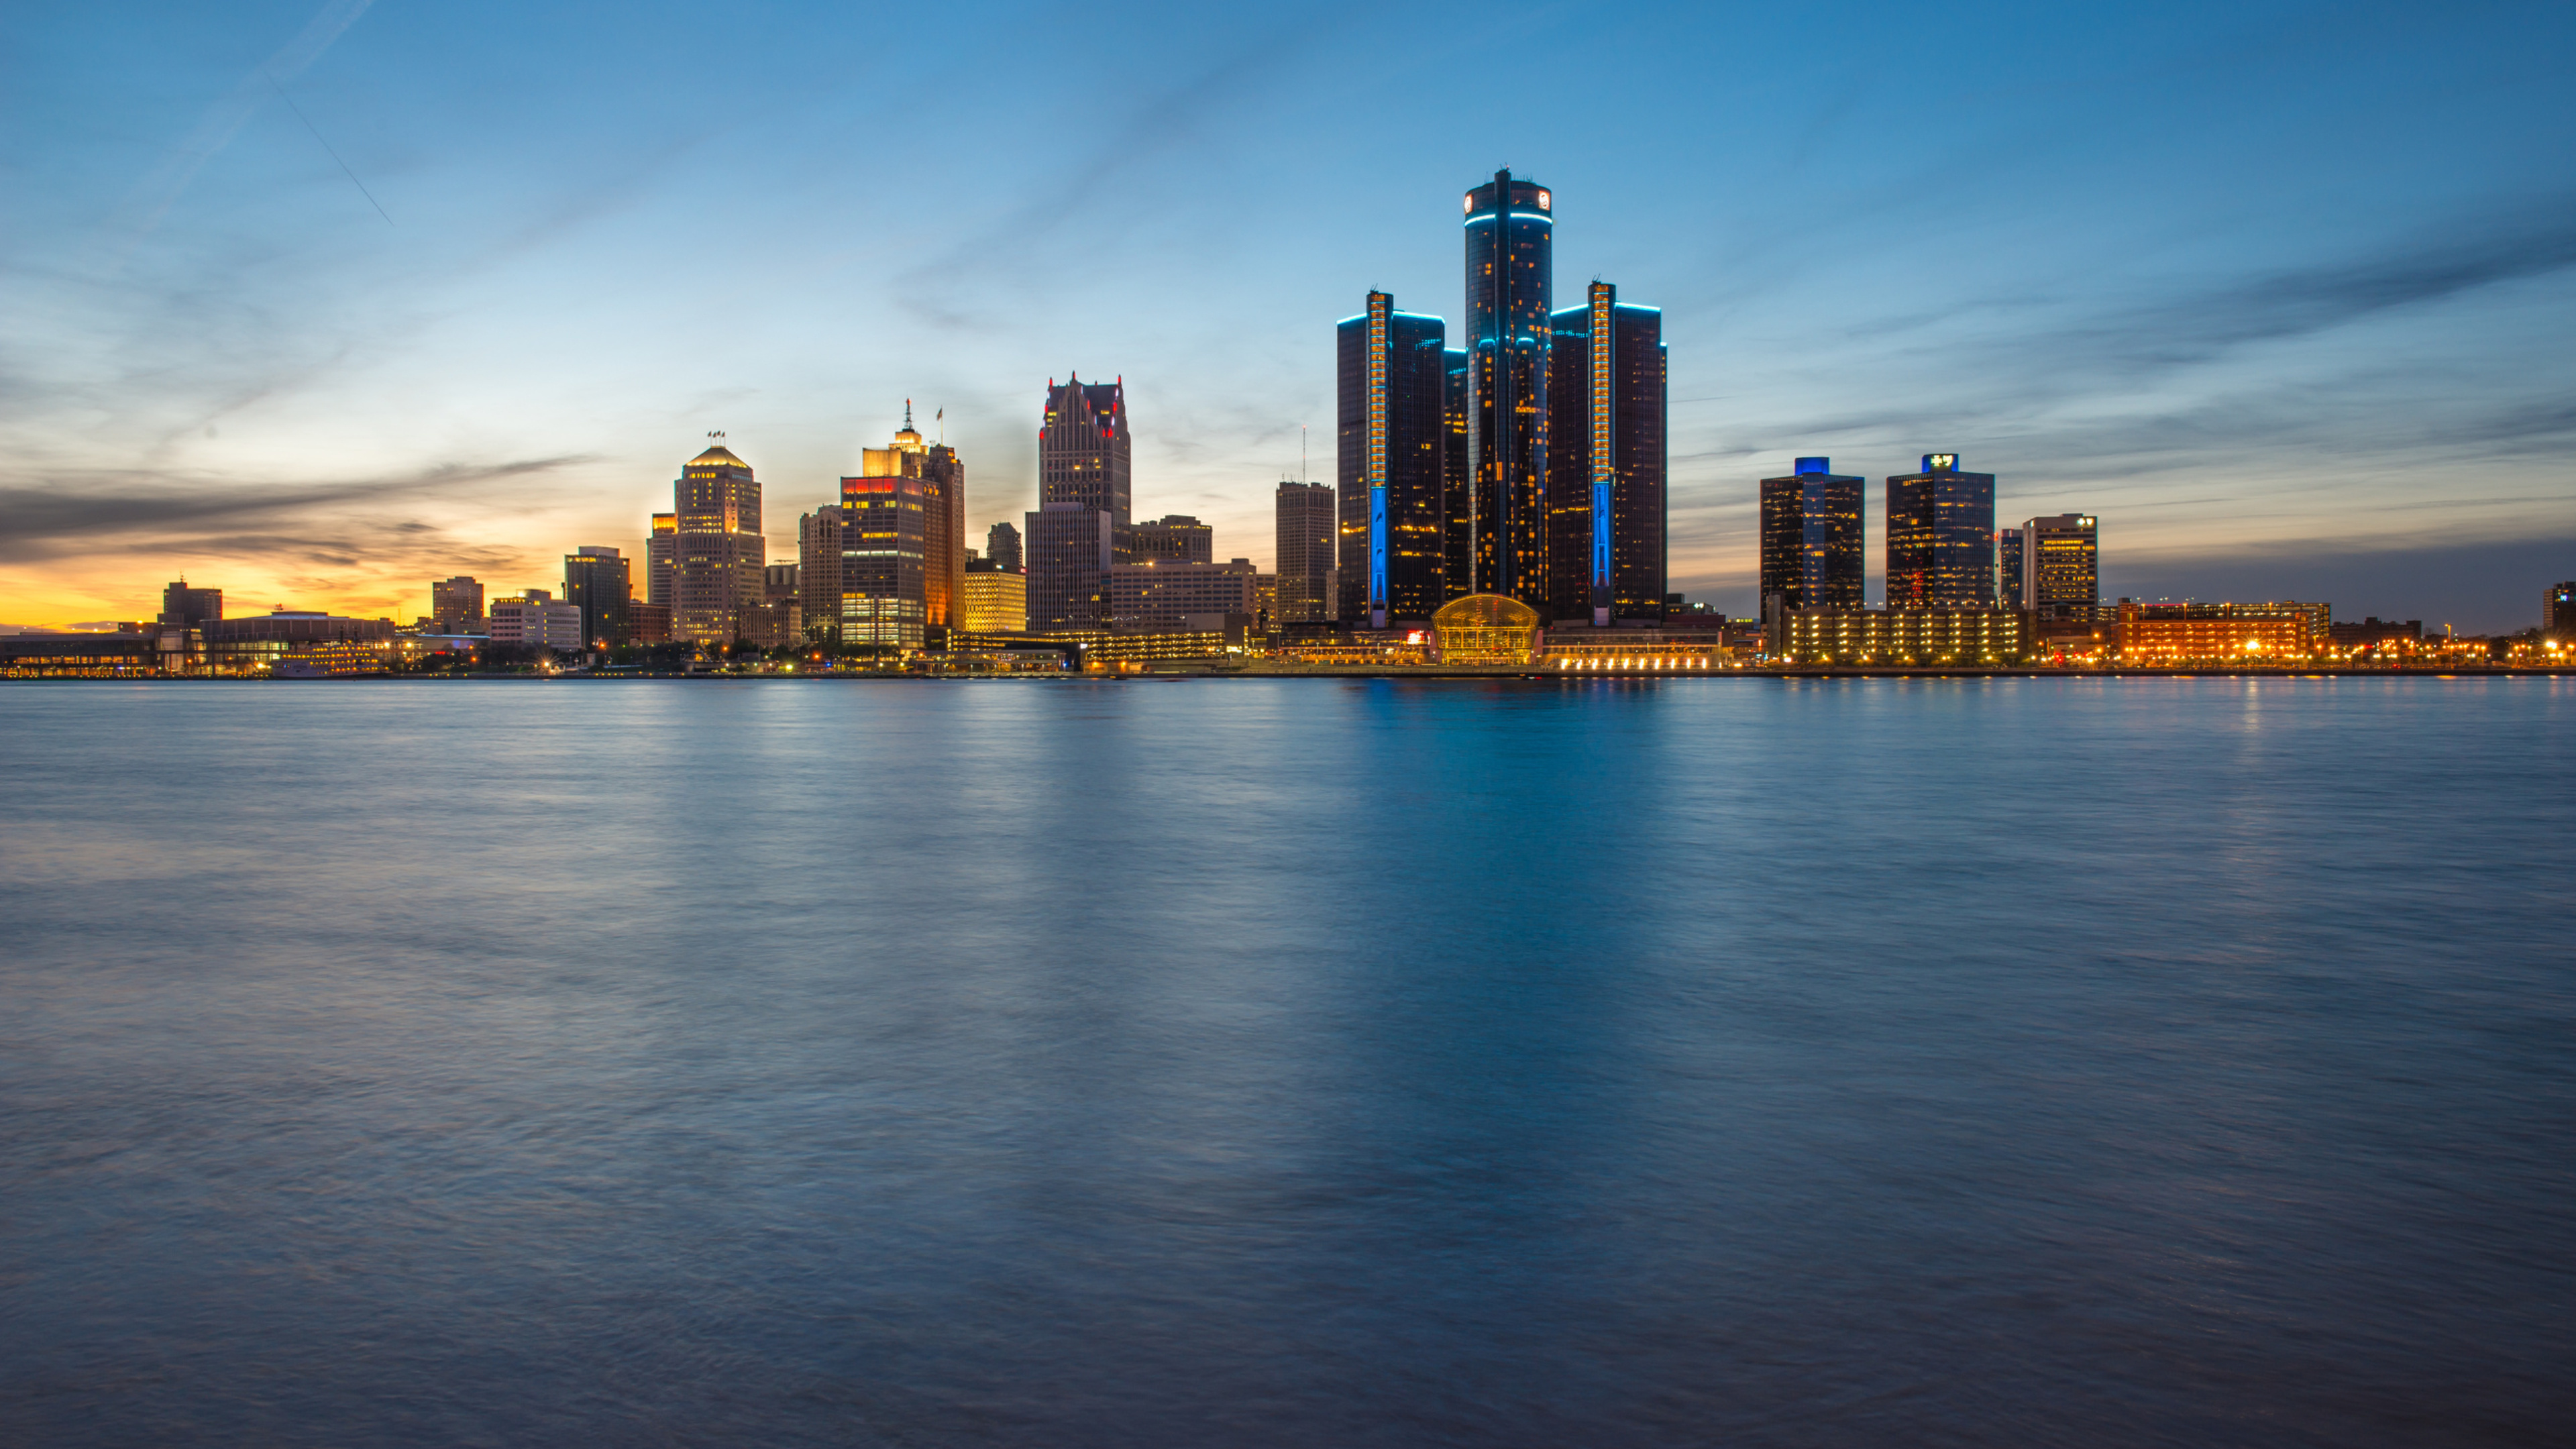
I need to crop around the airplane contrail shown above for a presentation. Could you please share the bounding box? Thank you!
[111,0,379,254]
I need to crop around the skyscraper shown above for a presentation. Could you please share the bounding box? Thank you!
[428,576,482,633]
[1441,347,1470,598]
[1546,280,1667,623]
[839,471,928,648]
[2550,581,2576,639]
[2022,513,2099,623]
[1337,292,1448,625]
[797,506,846,645]
[1996,529,2025,610]
[562,547,630,647]
[1758,458,1865,615]
[1463,170,1553,602]
[1275,480,1335,624]
[1026,375,1130,631]
[669,441,765,642]
[1886,453,1996,609]
[986,521,1022,575]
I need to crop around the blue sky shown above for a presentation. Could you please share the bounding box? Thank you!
[3,0,2572,629]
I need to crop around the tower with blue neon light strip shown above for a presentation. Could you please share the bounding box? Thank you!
[1546,280,1667,624]
[1336,292,1448,625]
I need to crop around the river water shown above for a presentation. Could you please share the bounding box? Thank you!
[3,677,2570,1446]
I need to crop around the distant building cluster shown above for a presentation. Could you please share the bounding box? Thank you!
[7,171,2571,678]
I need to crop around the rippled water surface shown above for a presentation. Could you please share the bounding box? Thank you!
[3,677,2571,1446]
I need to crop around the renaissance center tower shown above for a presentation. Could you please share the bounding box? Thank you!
[1463,170,1553,601]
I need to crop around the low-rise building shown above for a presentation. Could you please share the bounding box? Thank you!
[2115,600,2327,661]
[1773,608,2030,664]
[486,592,586,651]
[1108,558,1259,630]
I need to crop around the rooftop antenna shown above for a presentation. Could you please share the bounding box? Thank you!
[1301,425,1307,484]
[936,407,944,445]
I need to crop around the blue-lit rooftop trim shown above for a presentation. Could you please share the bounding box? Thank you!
[1613,303,1663,313]
[1334,315,1366,326]
[1392,311,1445,321]
[1462,211,1554,225]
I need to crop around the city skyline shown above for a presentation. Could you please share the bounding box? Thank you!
[5,1,2574,633]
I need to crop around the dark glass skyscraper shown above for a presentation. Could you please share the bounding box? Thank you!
[1886,453,1996,609]
[1441,347,1470,598]
[1759,458,1865,614]
[985,521,1022,574]
[1546,281,1667,623]
[1463,170,1553,602]
[1336,292,1448,625]
[563,546,630,647]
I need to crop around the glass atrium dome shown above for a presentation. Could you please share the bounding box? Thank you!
[1432,594,1542,665]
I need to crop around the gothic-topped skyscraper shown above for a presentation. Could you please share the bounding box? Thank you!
[1026,375,1130,630]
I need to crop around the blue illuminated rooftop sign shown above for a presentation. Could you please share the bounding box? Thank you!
[1796,457,1829,476]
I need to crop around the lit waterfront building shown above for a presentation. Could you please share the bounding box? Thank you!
[1776,608,2030,664]
[1275,480,1335,624]
[986,521,1022,574]
[1759,458,1865,617]
[1431,593,1542,665]
[669,444,765,642]
[1886,453,1996,609]
[1130,515,1214,564]
[961,559,1028,633]
[2547,581,2575,640]
[1462,170,1554,604]
[1109,557,1260,631]
[429,576,482,633]
[2023,514,2099,625]
[563,548,629,647]
[1441,347,1470,600]
[2115,600,2328,660]
[1026,375,1130,631]
[1338,291,1449,625]
[1545,280,1666,625]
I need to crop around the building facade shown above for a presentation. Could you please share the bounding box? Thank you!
[1338,292,1450,625]
[1544,281,1667,624]
[429,576,482,633]
[563,547,629,647]
[1886,453,1997,609]
[2023,513,2099,623]
[961,561,1028,634]
[646,514,677,611]
[486,592,586,650]
[2547,581,2575,639]
[1996,530,2024,610]
[2115,600,2327,659]
[1108,558,1260,631]
[1129,515,1214,564]
[1462,170,1554,603]
[1275,480,1335,624]
[986,521,1022,574]
[1759,458,1866,616]
[670,445,765,642]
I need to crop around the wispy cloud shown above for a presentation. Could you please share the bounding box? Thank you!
[0,456,588,566]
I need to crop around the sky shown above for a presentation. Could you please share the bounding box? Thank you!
[3,0,2573,632]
